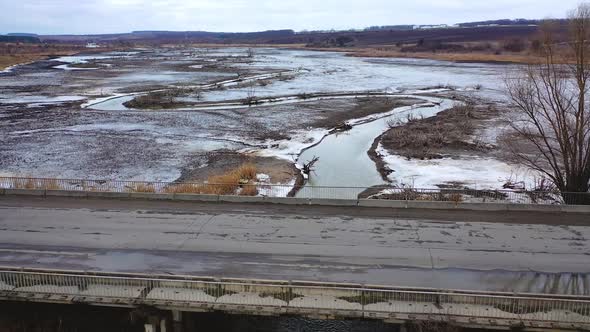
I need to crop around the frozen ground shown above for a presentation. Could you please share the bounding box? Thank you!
[0,47,524,194]
[376,143,538,190]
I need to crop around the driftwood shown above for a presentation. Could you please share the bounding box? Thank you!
[302,156,319,176]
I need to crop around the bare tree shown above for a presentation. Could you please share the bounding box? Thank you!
[506,3,590,203]
[246,48,255,58]
[245,86,257,106]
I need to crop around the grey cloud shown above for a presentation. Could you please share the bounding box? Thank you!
[0,0,580,34]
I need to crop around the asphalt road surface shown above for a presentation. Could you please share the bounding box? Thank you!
[0,196,588,295]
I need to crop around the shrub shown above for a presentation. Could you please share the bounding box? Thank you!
[446,193,463,204]
[207,173,241,195]
[503,38,526,52]
[235,163,257,180]
[164,163,259,196]
[207,163,257,195]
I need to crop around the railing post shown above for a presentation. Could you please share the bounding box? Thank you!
[287,281,293,305]
[360,285,366,312]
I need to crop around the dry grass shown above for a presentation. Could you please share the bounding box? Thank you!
[235,163,257,180]
[128,183,156,193]
[165,163,259,195]
[347,48,547,64]
[14,178,36,189]
[206,176,241,194]
[0,43,120,71]
[446,193,464,204]
[206,163,257,195]
[239,184,259,196]
[0,55,45,70]
[43,179,61,190]
[0,46,78,70]
[302,44,547,64]
[5,178,62,190]
[164,183,203,194]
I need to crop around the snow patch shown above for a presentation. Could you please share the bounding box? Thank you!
[256,173,271,182]
[346,102,435,126]
[252,128,329,161]
[0,95,86,105]
[81,93,130,108]
[256,178,296,197]
[54,64,99,71]
[0,64,18,74]
[377,143,537,190]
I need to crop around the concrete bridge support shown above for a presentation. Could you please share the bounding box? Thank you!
[172,311,183,332]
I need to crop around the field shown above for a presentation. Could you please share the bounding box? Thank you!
[0,44,92,70]
[32,24,555,65]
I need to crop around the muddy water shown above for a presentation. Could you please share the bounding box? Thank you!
[189,313,400,332]
[297,97,454,198]
[0,301,488,332]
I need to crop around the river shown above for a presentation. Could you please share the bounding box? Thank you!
[297,96,455,198]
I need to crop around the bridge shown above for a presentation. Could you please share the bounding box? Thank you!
[1,267,589,331]
[0,180,589,330]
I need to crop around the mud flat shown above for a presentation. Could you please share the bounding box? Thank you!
[0,46,525,196]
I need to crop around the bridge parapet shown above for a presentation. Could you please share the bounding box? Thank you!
[2,175,590,206]
[0,267,588,330]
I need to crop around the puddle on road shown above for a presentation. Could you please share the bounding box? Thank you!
[82,250,590,296]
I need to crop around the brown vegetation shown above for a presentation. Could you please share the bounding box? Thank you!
[165,163,258,195]
[299,24,569,64]
[127,183,156,193]
[6,178,61,190]
[359,185,508,202]
[123,88,200,109]
[372,189,464,202]
[381,102,489,160]
[299,23,570,64]
[330,46,548,64]
[0,43,88,70]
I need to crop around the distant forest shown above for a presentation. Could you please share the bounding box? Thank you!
[0,18,571,46]
[0,35,40,43]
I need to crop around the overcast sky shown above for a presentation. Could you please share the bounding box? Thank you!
[0,0,583,35]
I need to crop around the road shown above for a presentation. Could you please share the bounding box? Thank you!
[0,196,589,295]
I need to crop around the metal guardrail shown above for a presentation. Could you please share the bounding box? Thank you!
[0,268,589,329]
[1,176,589,205]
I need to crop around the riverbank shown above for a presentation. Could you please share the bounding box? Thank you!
[0,47,83,71]
[367,94,541,194]
[299,46,543,64]
[348,48,544,64]
[0,55,48,71]
[0,44,136,71]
